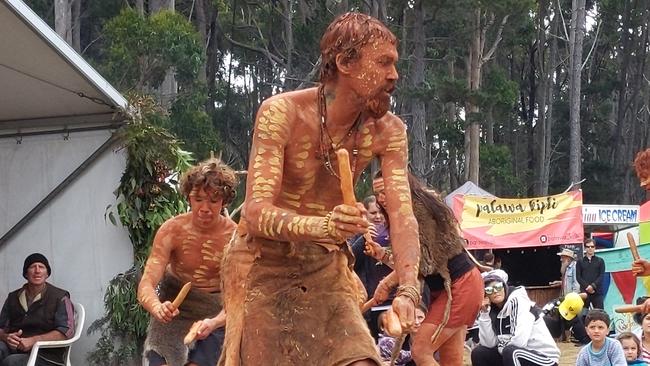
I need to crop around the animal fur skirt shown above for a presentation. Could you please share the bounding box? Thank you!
[143,273,222,366]
[219,228,382,366]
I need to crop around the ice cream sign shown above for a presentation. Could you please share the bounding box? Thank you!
[582,204,639,225]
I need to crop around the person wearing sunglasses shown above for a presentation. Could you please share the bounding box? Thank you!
[576,238,606,309]
[471,273,560,366]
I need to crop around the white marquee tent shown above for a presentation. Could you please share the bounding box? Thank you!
[1,0,133,363]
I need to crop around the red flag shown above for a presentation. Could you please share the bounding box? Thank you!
[611,271,637,304]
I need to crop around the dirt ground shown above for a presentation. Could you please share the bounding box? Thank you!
[462,341,580,365]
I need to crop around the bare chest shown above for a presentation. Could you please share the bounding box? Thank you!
[170,230,231,286]
[276,118,384,213]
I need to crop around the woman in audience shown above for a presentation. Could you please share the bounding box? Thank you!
[350,195,392,339]
[471,273,560,366]
[371,173,483,365]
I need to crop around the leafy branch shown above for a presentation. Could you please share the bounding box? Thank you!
[88,95,193,365]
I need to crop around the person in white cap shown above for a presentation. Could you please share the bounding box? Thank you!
[550,248,580,296]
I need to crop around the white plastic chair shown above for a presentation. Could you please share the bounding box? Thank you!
[26,302,85,366]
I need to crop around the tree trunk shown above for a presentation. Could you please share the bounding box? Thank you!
[377,0,387,22]
[205,1,221,115]
[150,0,176,108]
[486,106,494,145]
[54,0,72,44]
[332,0,349,15]
[360,0,386,21]
[297,0,310,24]
[409,0,428,180]
[447,57,459,190]
[568,0,585,187]
[71,0,80,52]
[486,105,496,193]
[280,0,294,89]
[535,0,549,196]
[466,8,482,184]
[542,6,559,195]
[464,7,508,185]
[625,1,649,203]
[135,0,145,16]
[149,0,174,13]
[612,0,633,200]
[527,44,537,196]
[195,0,208,83]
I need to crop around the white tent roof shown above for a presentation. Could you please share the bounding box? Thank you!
[0,0,128,133]
[444,181,495,207]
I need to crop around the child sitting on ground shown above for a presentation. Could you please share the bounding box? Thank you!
[576,309,627,366]
[617,332,648,365]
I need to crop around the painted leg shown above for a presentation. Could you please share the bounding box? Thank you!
[436,326,467,366]
[411,323,457,366]
[218,238,255,366]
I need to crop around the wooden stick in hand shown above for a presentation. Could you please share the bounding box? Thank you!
[335,149,356,206]
[361,298,378,314]
[615,304,643,313]
[172,282,192,308]
[383,308,403,337]
[184,321,202,345]
[628,232,641,261]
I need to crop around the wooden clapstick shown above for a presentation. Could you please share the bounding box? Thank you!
[627,232,641,261]
[335,149,356,206]
[383,308,403,337]
[184,321,201,345]
[615,304,644,314]
[172,282,192,308]
[361,298,378,314]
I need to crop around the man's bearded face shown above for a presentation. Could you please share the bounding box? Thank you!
[366,92,392,119]
[347,38,398,119]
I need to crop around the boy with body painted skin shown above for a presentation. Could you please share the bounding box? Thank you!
[138,158,237,366]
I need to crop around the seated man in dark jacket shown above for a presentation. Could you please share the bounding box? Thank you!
[0,253,75,366]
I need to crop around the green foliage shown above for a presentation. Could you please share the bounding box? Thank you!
[436,75,469,105]
[86,268,144,365]
[88,95,193,365]
[166,86,222,161]
[479,144,525,196]
[436,116,464,148]
[102,8,203,90]
[479,68,518,109]
[23,0,53,25]
[112,109,193,261]
[582,159,617,203]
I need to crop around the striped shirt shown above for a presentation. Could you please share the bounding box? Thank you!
[641,343,650,363]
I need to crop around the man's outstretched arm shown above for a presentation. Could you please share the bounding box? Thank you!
[379,117,419,288]
[379,116,420,331]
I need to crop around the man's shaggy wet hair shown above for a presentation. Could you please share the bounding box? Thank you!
[180,158,237,205]
[319,12,397,83]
